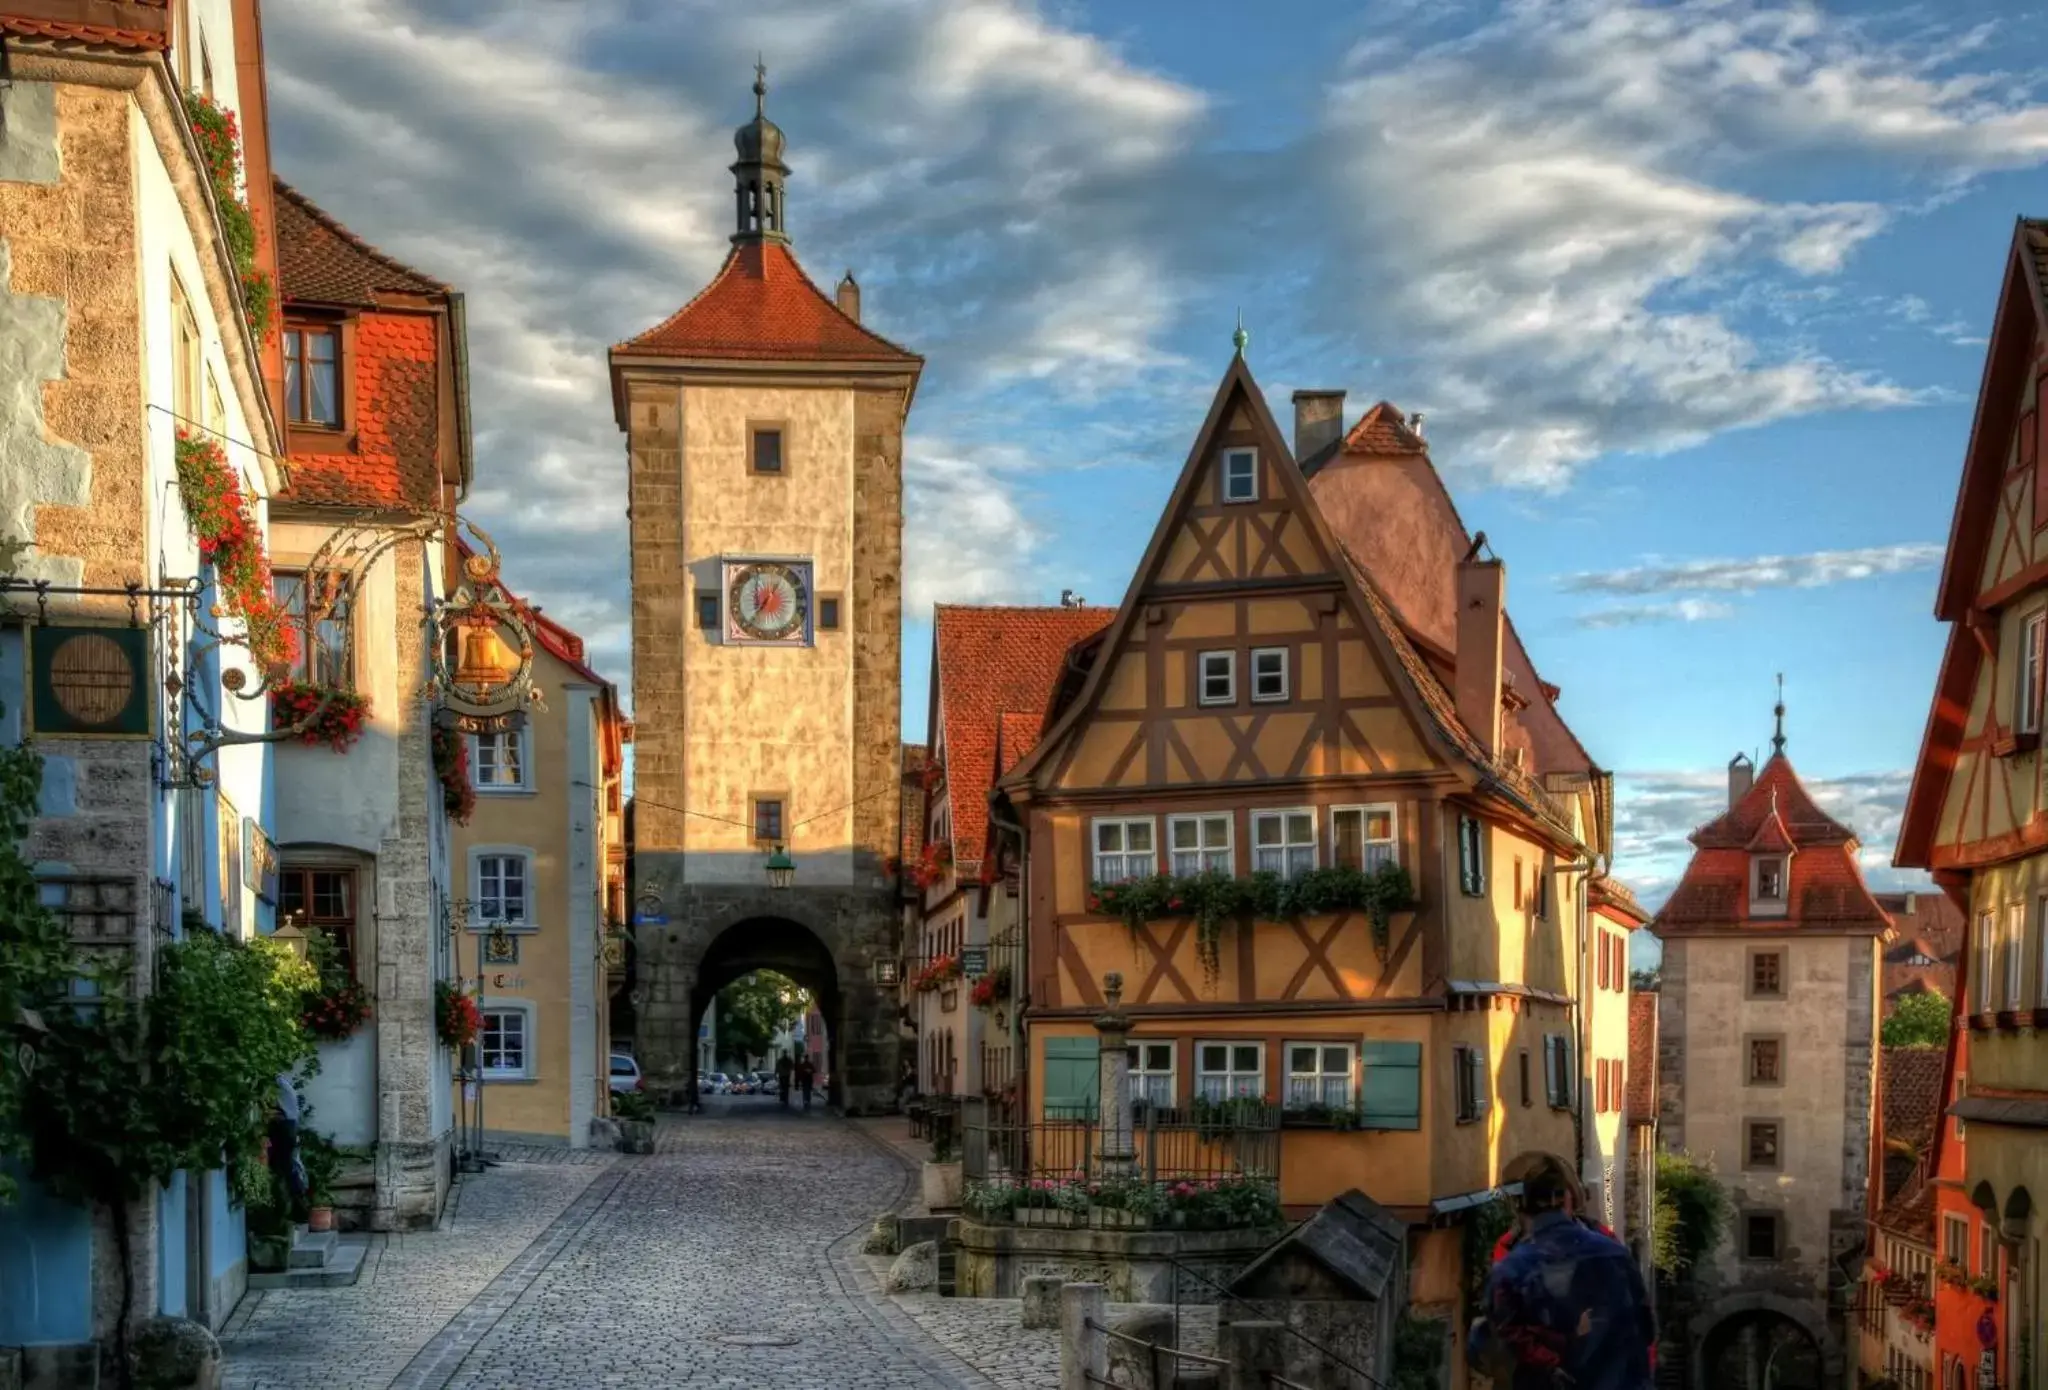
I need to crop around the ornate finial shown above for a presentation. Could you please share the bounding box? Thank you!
[754,55,767,115]
[1232,308,1248,359]
[1103,972,1123,1009]
[1771,672,1786,756]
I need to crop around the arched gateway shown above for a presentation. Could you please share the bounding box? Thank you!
[609,73,920,1114]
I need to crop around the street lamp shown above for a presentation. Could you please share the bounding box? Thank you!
[273,909,309,961]
[765,844,795,890]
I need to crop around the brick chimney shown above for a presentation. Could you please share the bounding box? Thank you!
[1728,753,1754,809]
[1454,548,1505,758]
[836,270,861,323]
[1292,390,1346,461]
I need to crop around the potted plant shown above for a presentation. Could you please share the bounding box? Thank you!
[612,1088,657,1153]
[300,1127,341,1232]
[921,1127,964,1211]
[238,1162,292,1271]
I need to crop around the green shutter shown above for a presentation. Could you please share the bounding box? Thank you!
[1042,1036,1100,1119]
[1360,1040,1421,1130]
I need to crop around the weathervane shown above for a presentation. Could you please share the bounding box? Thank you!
[1771,673,1786,756]
[1232,308,1248,359]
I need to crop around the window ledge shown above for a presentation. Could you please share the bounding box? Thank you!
[1992,730,2037,758]
[481,1074,538,1085]
[467,923,539,934]
[473,785,536,796]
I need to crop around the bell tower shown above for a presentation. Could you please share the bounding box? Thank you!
[608,75,922,1112]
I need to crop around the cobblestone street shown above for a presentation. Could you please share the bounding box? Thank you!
[220,1105,1053,1390]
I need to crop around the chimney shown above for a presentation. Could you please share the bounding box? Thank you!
[836,270,861,323]
[1454,540,1505,758]
[1727,753,1754,809]
[1291,390,1346,460]
[1900,893,1917,917]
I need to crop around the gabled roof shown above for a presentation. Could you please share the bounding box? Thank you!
[1875,1171,1937,1243]
[1343,401,1427,456]
[1627,993,1658,1122]
[274,179,448,307]
[1883,1046,1947,1157]
[1875,891,1964,1006]
[1652,752,1891,937]
[1,2,167,52]
[931,605,1113,876]
[613,241,920,364]
[1592,876,1651,929]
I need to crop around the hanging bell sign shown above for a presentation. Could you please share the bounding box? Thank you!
[424,520,547,719]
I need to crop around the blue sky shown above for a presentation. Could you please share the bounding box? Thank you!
[264,0,2048,914]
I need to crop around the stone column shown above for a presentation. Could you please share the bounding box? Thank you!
[1059,1282,1107,1390]
[1094,973,1133,1174]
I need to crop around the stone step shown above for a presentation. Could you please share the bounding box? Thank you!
[249,1238,366,1291]
[289,1229,338,1267]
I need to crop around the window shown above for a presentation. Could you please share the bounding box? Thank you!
[1744,1119,1781,1170]
[1943,1215,1969,1267]
[1973,912,1994,1013]
[1742,1212,1782,1261]
[1196,1041,1264,1101]
[1753,855,1786,902]
[1457,816,1486,896]
[1128,1041,1175,1107]
[1332,806,1397,872]
[1748,949,1784,999]
[1168,813,1232,876]
[1359,1041,1422,1129]
[1093,817,1156,884]
[1221,448,1257,503]
[697,592,720,629]
[1542,1034,1573,1108]
[1746,1036,1783,1086]
[172,277,200,423]
[1250,647,1288,702]
[749,424,784,475]
[1198,650,1236,705]
[278,866,357,967]
[1979,1221,1997,1281]
[283,326,340,427]
[2021,612,2046,735]
[1532,859,1550,919]
[479,1005,531,1079]
[2001,902,2025,1009]
[752,796,785,844]
[474,852,530,928]
[817,595,841,631]
[1252,809,1316,880]
[1518,1048,1532,1108]
[471,730,529,792]
[1285,1042,1354,1110]
[1453,1044,1489,1123]
[272,571,354,688]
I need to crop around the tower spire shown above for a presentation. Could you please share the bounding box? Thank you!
[1232,308,1248,359]
[731,64,790,244]
[1771,673,1786,756]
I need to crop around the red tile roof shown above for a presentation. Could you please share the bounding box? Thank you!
[1875,1171,1937,1242]
[615,242,919,363]
[1875,891,1963,1007]
[1627,993,1657,1122]
[932,605,1113,875]
[1,1,167,50]
[995,713,1044,777]
[1592,876,1651,928]
[274,179,447,307]
[1883,1046,1947,1156]
[278,313,443,511]
[1343,401,1427,455]
[1745,796,1797,853]
[1652,753,1892,937]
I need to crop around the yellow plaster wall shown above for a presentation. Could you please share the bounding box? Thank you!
[1441,810,1576,994]
[1960,860,2048,1092]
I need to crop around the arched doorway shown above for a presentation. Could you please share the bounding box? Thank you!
[1699,1309,1824,1390]
[690,918,843,1108]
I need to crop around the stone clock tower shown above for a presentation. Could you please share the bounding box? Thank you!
[609,70,920,1112]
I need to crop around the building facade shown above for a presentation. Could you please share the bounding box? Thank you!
[612,77,917,1112]
[1652,734,1889,1388]
[0,0,286,1368]
[1894,217,2048,1390]
[449,589,626,1148]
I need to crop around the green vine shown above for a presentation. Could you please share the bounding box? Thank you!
[0,720,76,1204]
[1089,863,1414,980]
[1462,1196,1515,1317]
[181,92,273,342]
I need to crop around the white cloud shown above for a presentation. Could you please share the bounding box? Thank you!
[1565,542,1944,597]
[1576,598,1736,629]
[903,439,1049,615]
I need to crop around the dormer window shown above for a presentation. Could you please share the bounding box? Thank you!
[1753,856,1786,904]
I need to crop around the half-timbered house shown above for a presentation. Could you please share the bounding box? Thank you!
[993,354,1611,1345]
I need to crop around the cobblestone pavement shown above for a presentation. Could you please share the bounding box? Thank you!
[220,1101,1041,1389]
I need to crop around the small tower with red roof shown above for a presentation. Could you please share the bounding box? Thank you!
[608,74,922,1113]
[1649,688,1889,1385]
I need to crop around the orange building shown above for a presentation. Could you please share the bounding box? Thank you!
[1930,1023,2007,1390]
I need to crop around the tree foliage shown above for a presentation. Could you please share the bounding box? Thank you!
[1881,990,1952,1048]
[0,727,77,1202]
[1653,1149,1730,1277]
[713,971,809,1067]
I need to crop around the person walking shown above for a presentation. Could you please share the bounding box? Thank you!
[775,1051,794,1109]
[269,1071,307,1217]
[1469,1162,1656,1390]
[796,1053,816,1112]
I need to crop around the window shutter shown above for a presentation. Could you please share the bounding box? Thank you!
[1556,1036,1574,1108]
[1042,1036,1100,1119]
[1542,1036,1560,1107]
[1468,1047,1490,1116]
[1360,1040,1422,1130]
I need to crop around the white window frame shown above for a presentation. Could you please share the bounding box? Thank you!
[470,729,532,793]
[2021,611,2045,735]
[1220,447,1258,504]
[1198,650,1237,706]
[469,846,535,931]
[1453,1043,1490,1123]
[1751,854,1786,906]
[1128,1040,1176,1108]
[478,999,535,1080]
[2005,902,2026,1010]
[1943,1212,1968,1267]
[1091,816,1157,885]
[1284,1040,1356,1111]
[1973,911,1994,1013]
[1195,1039,1265,1101]
[1331,804,1399,873]
[1250,647,1289,703]
[1251,808,1317,881]
[1168,812,1234,877]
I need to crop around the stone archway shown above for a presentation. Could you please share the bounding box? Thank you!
[1692,1294,1828,1390]
[628,876,900,1114]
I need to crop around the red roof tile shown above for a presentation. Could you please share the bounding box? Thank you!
[1745,795,1797,853]
[279,313,443,511]
[1875,892,1963,1007]
[1342,401,1427,455]
[1652,753,1892,937]
[274,179,447,307]
[933,606,1113,874]
[1875,1171,1937,1242]
[1627,993,1657,1121]
[996,712,1044,777]
[615,242,919,363]
[1883,1046,1947,1156]
[0,13,166,48]
[1592,876,1650,928]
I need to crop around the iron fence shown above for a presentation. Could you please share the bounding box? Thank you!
[962,1100,1281,1185]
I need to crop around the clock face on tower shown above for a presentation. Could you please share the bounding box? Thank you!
[723,559,812,644]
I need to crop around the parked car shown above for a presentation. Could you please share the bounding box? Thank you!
[729,1076,753,1095]
[708,1072,732,1094]
[608,1053,642,1094]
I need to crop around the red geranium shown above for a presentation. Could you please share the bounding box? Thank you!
[271,679,370,752]
[435,981,480,1051]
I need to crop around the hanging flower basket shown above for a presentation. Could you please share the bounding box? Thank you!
[907,841,953,890]
[913,954,960,994]
[432,723,476,825]
[301,977,371,1040]
[183,92,274,342]
[271,680,370,752]
[174,433,296,674]
[970,966,1012,1011]
[435,981,480,1052]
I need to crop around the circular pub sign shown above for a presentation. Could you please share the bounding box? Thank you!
[31,626,149,737]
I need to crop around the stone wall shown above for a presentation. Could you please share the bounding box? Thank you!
[850,388,904,866]
[953,1220,1277,1303]
[624,380,686,853]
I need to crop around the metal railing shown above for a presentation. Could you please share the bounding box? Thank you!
[963,1101,1281,1186]
[1166,1254,1387,1390]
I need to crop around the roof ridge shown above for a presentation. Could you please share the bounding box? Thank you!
[272,177,449,294]
[612,241,922,362]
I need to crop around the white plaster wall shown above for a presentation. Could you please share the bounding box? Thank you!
[177,0,244,117]
[302,1030,377,1148]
